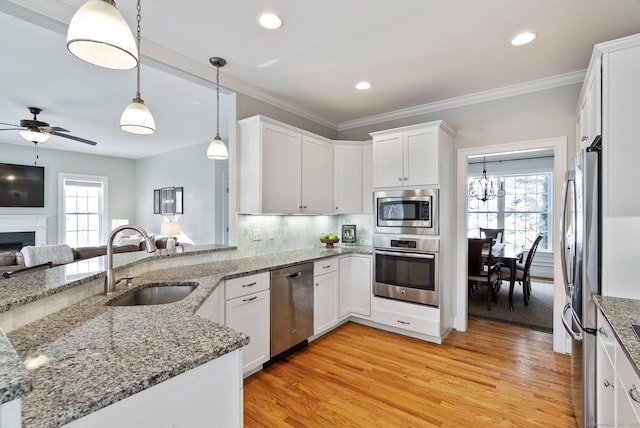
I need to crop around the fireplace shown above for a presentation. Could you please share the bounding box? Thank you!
[0,232,35,252]
[0,215,48,248]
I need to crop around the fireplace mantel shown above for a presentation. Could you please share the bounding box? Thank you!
[0,215,49,246]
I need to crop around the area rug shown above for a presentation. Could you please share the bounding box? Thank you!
[468,280,554,332]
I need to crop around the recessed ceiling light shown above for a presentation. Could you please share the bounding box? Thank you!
[258,13,282,30]
[355,81,371,90]
[511,32,536,46]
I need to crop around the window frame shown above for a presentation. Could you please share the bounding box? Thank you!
[467,170,553,251]
[58,173,109,246]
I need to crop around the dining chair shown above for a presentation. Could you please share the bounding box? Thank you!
[502,233,544,306]
[480,227,505,244]
[468,238,501,310]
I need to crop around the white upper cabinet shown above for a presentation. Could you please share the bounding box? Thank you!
[362,142,373,214]
[238,115,333,214]
[334,143,364,214]
[370,121,455,189]
[576,59,601,152]
[302,135,334,214]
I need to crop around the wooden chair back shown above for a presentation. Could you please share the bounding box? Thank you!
[523,233,544,274]
[468,238,494,276]
[480,228,504,243]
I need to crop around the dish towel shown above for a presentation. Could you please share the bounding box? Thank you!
[21,244,74,267]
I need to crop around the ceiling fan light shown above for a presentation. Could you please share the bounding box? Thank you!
[67,0,138,70]
[207,136,228,160]
[120,99,156,134]
[19,130,50,143]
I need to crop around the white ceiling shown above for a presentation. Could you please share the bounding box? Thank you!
[2,0,640,160]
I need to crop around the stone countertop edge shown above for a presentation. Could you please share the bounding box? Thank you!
[594,295,640,377]
[3,245,372,427]
[0,329,31,405]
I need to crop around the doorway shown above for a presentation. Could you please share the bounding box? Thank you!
[455,137,569,354]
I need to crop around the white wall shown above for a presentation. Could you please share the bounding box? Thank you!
[0,142,136,244]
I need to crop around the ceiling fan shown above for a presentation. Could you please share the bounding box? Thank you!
[0,106,97,146]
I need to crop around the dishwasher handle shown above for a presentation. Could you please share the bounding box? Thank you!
[288,271,302,279]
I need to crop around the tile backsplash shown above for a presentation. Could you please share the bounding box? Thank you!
[236,214,373,256]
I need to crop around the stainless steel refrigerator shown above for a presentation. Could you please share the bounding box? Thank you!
[561,136,601,427]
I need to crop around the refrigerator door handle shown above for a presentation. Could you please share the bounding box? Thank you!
[560,171,575,297]
[562,302,583,340]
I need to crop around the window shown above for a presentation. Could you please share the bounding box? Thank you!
[59,174,108,247]
[468,172,551,251]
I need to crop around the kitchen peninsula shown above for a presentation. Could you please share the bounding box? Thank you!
[0,244,371,427]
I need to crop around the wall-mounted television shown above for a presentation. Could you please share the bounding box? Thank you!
[0,163,45,207]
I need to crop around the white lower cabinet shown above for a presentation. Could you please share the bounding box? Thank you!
[339,255,371,318]
[224,272,270,376]
[597,310,640,426]
[314,258,339,336]
[65,350,243,427]
[372,297,440,338]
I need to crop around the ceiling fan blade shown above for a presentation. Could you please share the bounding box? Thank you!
[50,126,70,132]
[51,131,97,146]
[0,122,21,127]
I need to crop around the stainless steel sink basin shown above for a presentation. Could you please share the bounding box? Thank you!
[107,282,198,306]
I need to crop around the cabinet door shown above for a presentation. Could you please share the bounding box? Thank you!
[301,135,334,214]
[225,290,270,374]
[350,255,372,317]
[262,123,301,213]
[338,257,353,318]
[373,132,404,188]
[404,127,438,186]
[362,143,373,214]
[314,271,339,336]
[596,334,615,426]
[334,144,362,214]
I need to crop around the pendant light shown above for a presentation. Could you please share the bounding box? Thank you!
[67,0,138,70]
[120,0,155,134]
[468,157,505,202]
[207,57,229,160]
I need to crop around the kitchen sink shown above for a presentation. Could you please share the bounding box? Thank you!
[107,282,198,306]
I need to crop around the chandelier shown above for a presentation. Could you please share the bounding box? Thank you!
[468,157,505,202]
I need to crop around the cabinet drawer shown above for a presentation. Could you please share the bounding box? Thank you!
[373,308,439,336]
[597,310,616,362]
[616,341,640,421]
[225,272,270,300]
[314,258,338,275]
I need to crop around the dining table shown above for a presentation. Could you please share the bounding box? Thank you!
[484,243,524,312]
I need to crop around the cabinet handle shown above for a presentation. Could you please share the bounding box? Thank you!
[604,379,614,388]
[241,282,257,288]
[397,320,410,325]
[598,327,609,337]
[323,265,331,269]
[631,385,640,403]
[242,296,258,302]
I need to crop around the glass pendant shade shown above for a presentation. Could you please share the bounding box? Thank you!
[67,0,138,70]
[207,136,229,160]
[19,130,50,143]
[120,98,156,134]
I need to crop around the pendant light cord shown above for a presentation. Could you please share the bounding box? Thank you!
[216,64,221,139]
[135,0,142,100]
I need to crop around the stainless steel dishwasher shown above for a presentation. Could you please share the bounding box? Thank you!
[270,263,314,358]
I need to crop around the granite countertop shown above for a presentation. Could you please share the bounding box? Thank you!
[1,244,371,427]
[594,295,640,376]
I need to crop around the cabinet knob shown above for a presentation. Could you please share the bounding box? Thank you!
[303,205,307,209]
[335,206,339,210]
[315,283,319,287]
[598,327,608,337]
[604,379,614,388]
[403,177,408,181]
[581,136,589,142]
[299,206,303,209]
[398,177,403,182]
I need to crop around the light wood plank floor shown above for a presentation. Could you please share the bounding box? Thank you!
[244,319,576,427]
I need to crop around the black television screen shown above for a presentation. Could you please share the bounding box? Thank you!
[0,163,45,207]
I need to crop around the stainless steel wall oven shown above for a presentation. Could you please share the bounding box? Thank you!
[373,235,439,307]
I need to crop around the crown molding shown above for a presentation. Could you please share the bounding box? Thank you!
[337,70,586,131]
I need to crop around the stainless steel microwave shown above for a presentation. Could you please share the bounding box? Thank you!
[374,188,438,235]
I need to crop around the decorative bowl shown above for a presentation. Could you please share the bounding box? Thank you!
[320,238,340,248]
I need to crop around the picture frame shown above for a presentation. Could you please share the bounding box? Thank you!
[153,189,161,214]
[342,224,356,245]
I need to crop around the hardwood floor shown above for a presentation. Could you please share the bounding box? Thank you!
[244,319,576,427]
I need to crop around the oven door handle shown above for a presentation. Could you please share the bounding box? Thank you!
[374,249,435,259]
